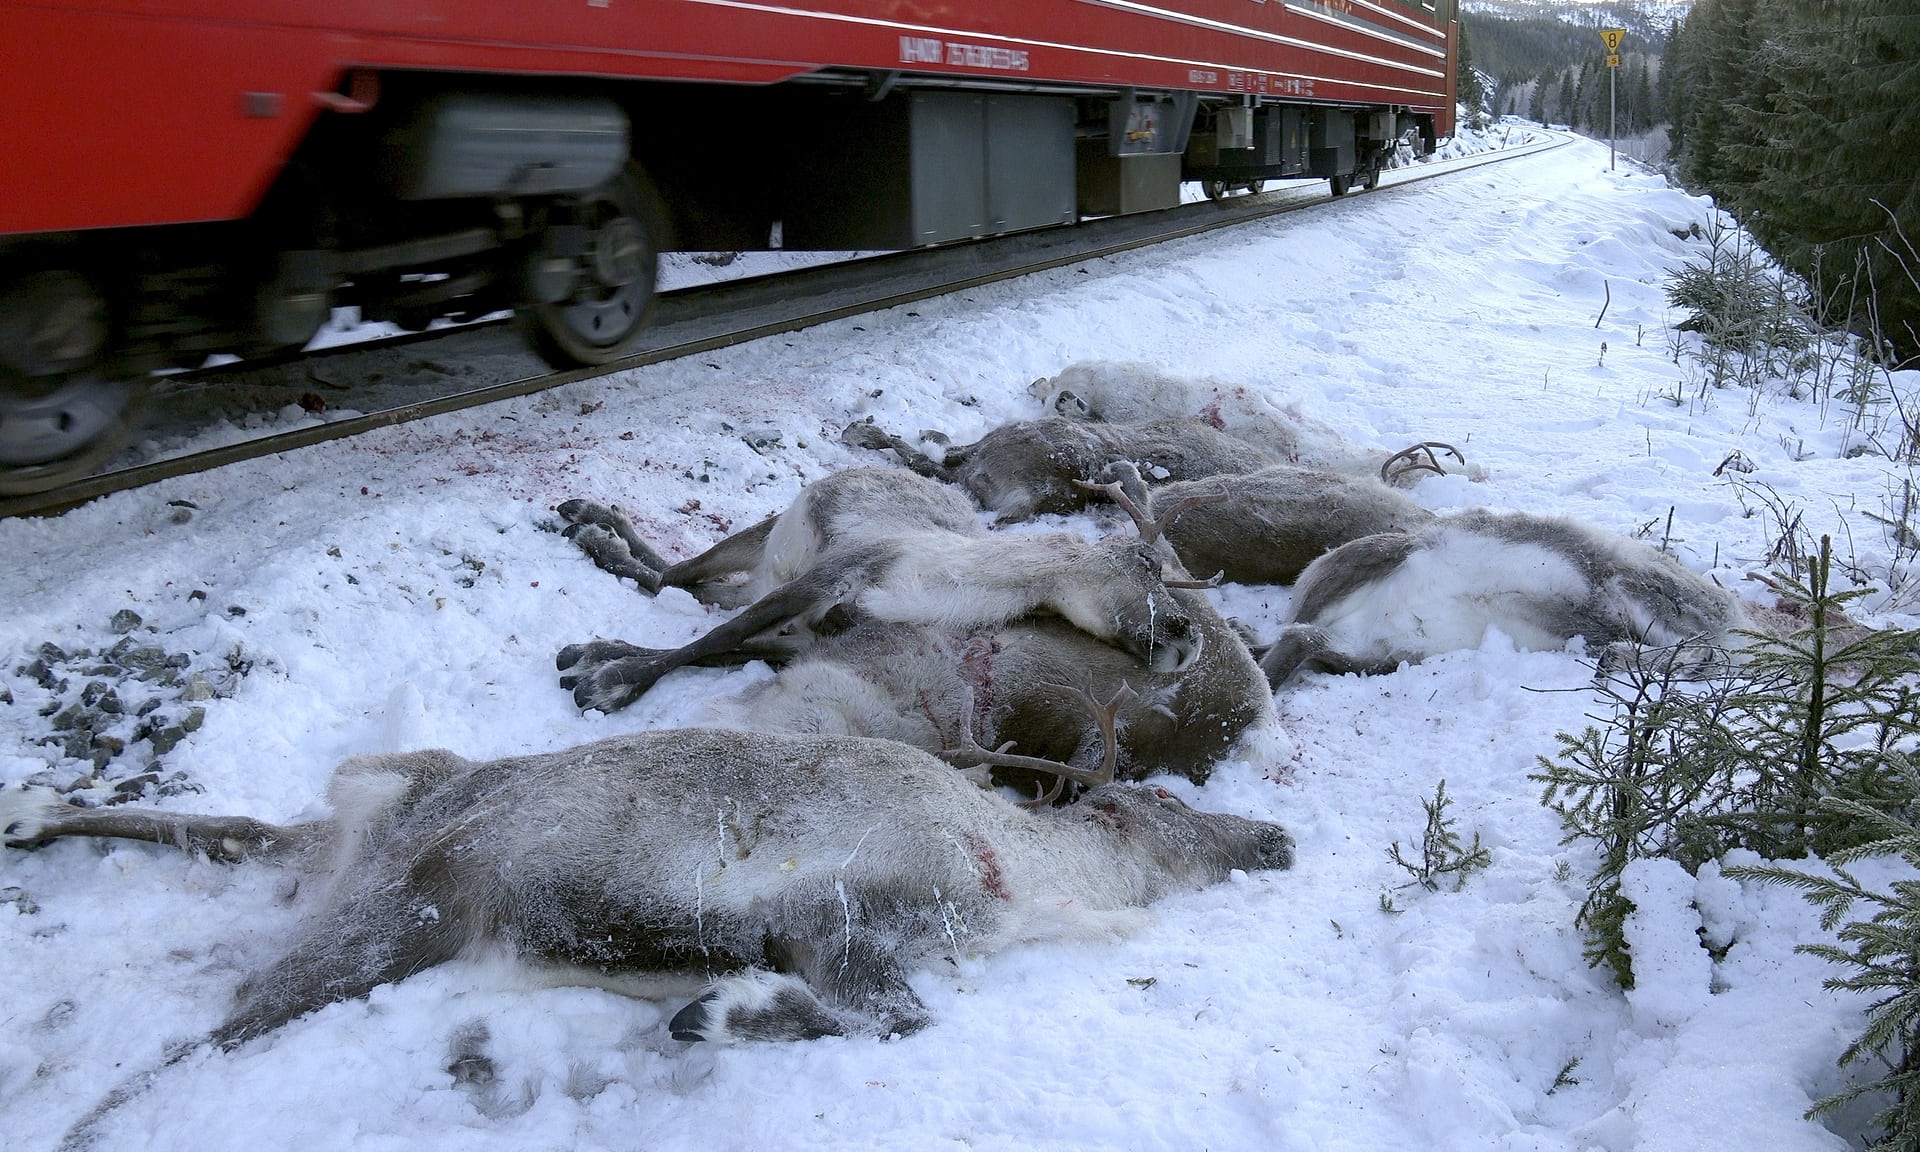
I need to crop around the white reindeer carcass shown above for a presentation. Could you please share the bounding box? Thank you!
[1,729,1294,1047]
[1256,509,1755,685]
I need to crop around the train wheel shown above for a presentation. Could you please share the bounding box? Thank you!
[1244,180,1266,195]
[1203,179,1229,202]
[0,267,148,495]
[1328,174,1352,197]
[525,164,660,368]
[0,372,148,496]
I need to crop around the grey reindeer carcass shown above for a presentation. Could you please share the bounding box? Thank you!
[1084,459,1436,587]
[1255,509,1755,686]
[1,729,1294,1046]
[1031,360,1472,488]
[841,413,1280,521]
[600,599,1278,790]
[553,467,1205,714]
[555,476,1278,787]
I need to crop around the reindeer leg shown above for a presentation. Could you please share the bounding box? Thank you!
[773,919,933,1039]
[555,638,653,672]
[839,422,955,481]
[556,631,816,703]
[1258,625,1399,687]
[213,885,469,1048]
[659,515,779,595]
[1,786,324,863]
[556,500,667,592]
[669,925,931,1043]
[562,565,865,713]
[1257,625,1334,688]
[557,499,673,570]
[668,970,851,1043]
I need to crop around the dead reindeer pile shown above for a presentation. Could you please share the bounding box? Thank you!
[3,359,1827,1090]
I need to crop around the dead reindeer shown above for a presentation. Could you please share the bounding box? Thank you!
[553,467,1206,713]
[1030,359,1474,488]
[840,414,1279,521]
[1255,508,1765,686]
[1,729,1294,1047]
[1083,459,1436,586]
[569,583,1278,788]
[556,466,978,606]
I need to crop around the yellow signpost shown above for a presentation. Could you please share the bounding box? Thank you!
[1600,29,1627,168]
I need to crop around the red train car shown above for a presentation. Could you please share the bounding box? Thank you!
[0,0,1456,493]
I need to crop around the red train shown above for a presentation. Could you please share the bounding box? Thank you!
[0,0,1457,494]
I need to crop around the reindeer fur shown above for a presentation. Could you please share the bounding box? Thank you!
[1093,460,1436,586]
[1257,509,1749,685]
[556,469,1201,713]
[841,414,1279,521]
[1032,360,1474,487]
[2,730,1294,1046]
[601,587,1278,787]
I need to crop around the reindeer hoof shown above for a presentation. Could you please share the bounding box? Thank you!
[669,973,850,1043]
[556,639,653,672]
[572,679,636,714]
[569,663,651,714]
[0,784,69,849]
[668,994,718,1042]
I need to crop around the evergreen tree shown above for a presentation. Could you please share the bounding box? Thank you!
[1557,67,1575,127]
[1728,795,1920,1150]
[1631,57,1654,134]
[1533,540,1920,984]
[1528,73,1548,124]
[1678,0,1764,191]
[1457,18,1487,120]
[1770,0,1920,354]
[1665,15,1691,152]
[1671,0,1920,359]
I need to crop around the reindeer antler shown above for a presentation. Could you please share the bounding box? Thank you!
[1073,477,1228,544]
[1379,441,1468,485]
[941,682,1138,806]
[1163,570,1226,590]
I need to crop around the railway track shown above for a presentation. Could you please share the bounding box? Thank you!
[1,131,1566,519]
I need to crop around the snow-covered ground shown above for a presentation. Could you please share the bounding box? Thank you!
[4,128,1917,1151]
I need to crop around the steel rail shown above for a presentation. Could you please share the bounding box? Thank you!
[1,131,1567,519]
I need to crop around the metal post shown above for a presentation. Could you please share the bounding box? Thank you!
[1609,66,1617,170]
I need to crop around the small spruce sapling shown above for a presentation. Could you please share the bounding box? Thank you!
[1534,537,1920,986]
[1727,784,1920,1151]
[1388,778,1492,892]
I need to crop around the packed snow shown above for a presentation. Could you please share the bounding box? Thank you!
[4,127,1917,1151]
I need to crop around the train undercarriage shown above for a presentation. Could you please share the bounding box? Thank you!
[0,73,1435,496]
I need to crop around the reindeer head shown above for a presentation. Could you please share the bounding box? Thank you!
[1054,538,1203,674]
[1068,783,1295,887]
[948,418,1107,520]
[1050,387,1093,420]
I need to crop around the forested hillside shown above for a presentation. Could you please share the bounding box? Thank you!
[1461,6,1669,136]
[1667,0,1919,361]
